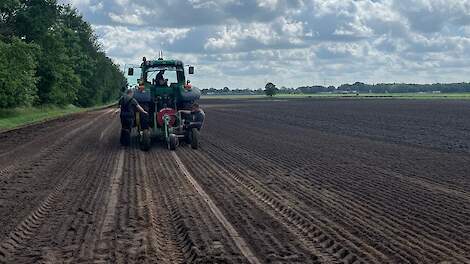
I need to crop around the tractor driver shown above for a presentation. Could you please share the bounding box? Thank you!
[118,89,148,144]
[156,70,167,86]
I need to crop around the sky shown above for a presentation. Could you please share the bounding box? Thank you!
[62,0,470,89]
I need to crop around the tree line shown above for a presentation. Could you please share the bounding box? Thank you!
[295,82,470,94]
[0,0,126,109]
[335,82,470,94]
[202,82,470,96]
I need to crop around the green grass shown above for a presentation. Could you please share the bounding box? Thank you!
[0,103,115,131]
[202,93,470,100]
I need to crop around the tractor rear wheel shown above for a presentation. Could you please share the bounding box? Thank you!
[169,134,178,150]
[140,129,151,151]
[191,128,199,149]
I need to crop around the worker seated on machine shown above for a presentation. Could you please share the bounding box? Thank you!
[179,103,205,130]
[155,70,168,86]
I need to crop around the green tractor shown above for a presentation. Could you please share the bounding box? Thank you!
[126,56,202,151]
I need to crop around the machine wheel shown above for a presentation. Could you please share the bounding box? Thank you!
[140,129,151,151]
[120,129,131,146]
[191,128,199,149]
[168,134,178,150]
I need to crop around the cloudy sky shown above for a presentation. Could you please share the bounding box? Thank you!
[63,0,470,89]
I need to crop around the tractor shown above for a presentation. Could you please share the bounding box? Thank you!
[126,56,202,151]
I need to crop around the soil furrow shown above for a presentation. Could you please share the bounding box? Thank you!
[139,150,188,263]
[172,152,261,264]
[1,99,470,263]
[146,149,247,263]
[0,112,120,264]
[201,136,470,263]
[178,148,334,264]
[0,151,93,263]
[199,99,470,263]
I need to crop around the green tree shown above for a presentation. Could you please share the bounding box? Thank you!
[36,27,80,105]
[13,0,58,42]
[0,0,21,39]
[60,5,98,107]
[265,82,278,97]
[0,38,39,108]
[0,0,126,109]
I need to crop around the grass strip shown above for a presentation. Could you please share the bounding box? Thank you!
[0,103,115,131]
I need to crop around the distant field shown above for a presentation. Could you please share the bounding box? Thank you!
[202,92,470,100]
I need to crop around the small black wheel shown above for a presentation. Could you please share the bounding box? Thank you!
[169,134,178,150]
[191,128,199,149]
[140,129,151,151]
[120,129,131,146]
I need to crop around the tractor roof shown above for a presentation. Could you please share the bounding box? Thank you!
[141,59,184,68]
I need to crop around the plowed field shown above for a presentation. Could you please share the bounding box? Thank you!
[1,99,469,264]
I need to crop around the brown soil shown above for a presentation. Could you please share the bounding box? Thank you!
[0,99,469,264]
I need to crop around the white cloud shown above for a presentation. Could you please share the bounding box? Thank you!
[68,0,90,6]
[89,2,103,12]
[94,25,190,64]
[63,0,470,88]
[108,13,144,25]
[257,0,279,10]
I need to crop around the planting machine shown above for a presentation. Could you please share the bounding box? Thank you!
[126,56,201,151]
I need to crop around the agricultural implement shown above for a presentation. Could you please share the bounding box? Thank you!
[126,56,201,151]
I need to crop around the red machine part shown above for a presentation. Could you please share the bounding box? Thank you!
[157,108,177,127]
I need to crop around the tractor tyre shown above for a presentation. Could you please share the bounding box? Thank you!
[120,129,131,146]
[169,134,178,151]
[191,128,199,149]
[140,129,151,151]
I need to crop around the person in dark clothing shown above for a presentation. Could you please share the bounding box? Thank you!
[179,103,205,147]
[189,103,205,129]
[118,89,148,126]
[179,103,205,129]
[118,89,148,145]
[155,70,167,86]
[133,84,152,129]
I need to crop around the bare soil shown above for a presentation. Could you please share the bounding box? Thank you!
[0,99,469,264]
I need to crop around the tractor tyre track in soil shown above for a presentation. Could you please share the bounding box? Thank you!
[1,99,470,263]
